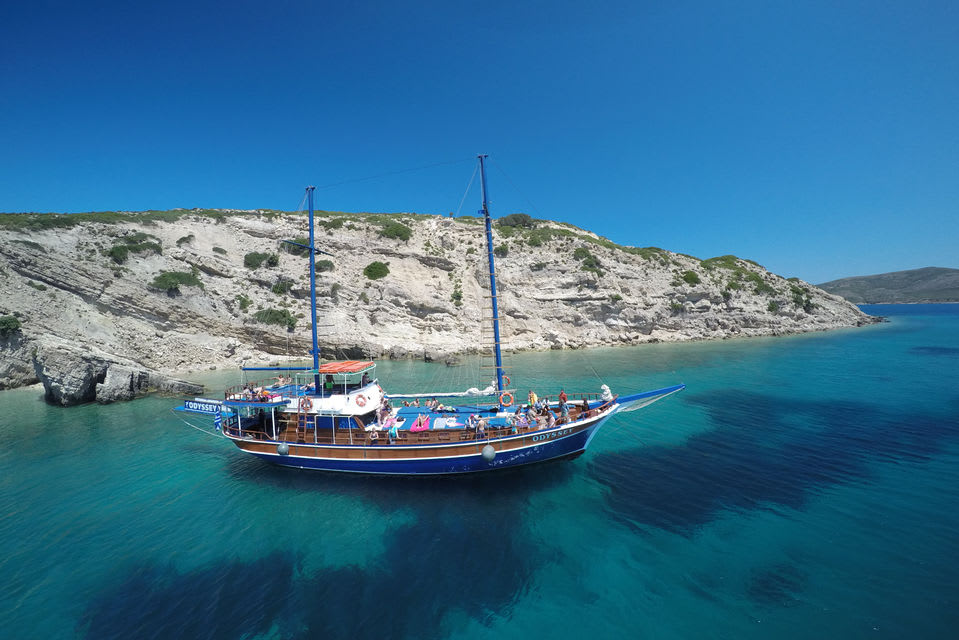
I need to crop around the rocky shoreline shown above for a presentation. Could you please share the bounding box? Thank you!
[0,208,879,405]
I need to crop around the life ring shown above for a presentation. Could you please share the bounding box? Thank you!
[499,392,514,407]
[298,396,313,412]
[503,375,511,386]
[356,394,367,407]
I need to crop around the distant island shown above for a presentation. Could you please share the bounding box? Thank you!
[818,267,959,304]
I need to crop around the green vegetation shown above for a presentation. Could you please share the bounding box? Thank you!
[702,254,775,296]
[282,237,310,256]
[244,252,279,269]
[319,217,344,231]
[753,279,776,296]
[670,301,684,314]
[494,244,509,258]
[681,270,701,285]
[363,261,390,280]
[359,291,369,304]
[315,259,334,272]
[252,308,297,331]
[531,262,546,271]
[212,246,227,255]
[149,270,204,295]
[176,234,195,246]
[451,284,463,307]
[609,293,623,303]
[0,315,22,336]
[497,213,535,228]
[27,281,48,291]
[790,284,816,313]
[768,300,780,312]
[379,221,412,242]
[236,294,251,311]
[106,232,162,264]
[0,210,186,232]
[330,283,342,300]
[573,247,602,274]
[271,280,293,295]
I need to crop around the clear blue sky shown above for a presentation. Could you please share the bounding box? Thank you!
[2,0,957,283]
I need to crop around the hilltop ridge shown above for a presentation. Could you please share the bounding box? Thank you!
[818,267,959,304]
[0,208,877,402]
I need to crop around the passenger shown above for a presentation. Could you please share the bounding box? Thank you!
[547,411,557,428]
[369,429,379,445]
[581,398,590,418]
[560,401,570,423]
[558,389,568,404]
[476,420,486,440]
[413,398,420,407]
[466,414,479,432]
[361,371,371,386]
[411,413,430,432]
[528,390,538,406]
[388,421,399,444]
[526,406,538,424]
[403,400,411,407]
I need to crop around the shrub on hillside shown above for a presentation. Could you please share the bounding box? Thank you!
[379,221,412,242]
[252,308,297,331]
[244,252,278,269]
[497,213,535,228]
[363,261,389,280]
[0,315,21,336]
[149,270,203,295]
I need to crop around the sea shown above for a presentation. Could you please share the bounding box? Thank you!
[1,304,957,639]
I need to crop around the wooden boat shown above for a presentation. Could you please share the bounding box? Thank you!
[175,156,684,474]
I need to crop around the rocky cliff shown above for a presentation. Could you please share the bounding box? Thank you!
[0,208,877,403]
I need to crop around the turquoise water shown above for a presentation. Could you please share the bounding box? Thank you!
[2,305,958,639]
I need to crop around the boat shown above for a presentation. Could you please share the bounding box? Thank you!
[175,155,684,474]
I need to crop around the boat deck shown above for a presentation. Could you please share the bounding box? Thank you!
[227,401,607,446]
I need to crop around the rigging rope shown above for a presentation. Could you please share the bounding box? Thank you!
[455,163,479,217]
[178,415,224,439]
[489,157,545,219]
[313,157,472,191]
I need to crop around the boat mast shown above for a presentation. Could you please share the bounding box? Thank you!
[478,155,506,392]
[307,186,320,392]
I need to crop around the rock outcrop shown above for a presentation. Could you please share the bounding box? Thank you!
[0,330,37,390]
[31,337,203,405]
[0,207,879,404]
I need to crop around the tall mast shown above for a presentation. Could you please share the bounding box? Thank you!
[478,155,506,392]
[307,185,320,393]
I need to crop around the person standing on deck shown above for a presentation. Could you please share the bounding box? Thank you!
[558,389,567,404]
[528,390,538,406]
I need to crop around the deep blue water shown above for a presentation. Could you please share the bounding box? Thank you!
[2,304,958,639]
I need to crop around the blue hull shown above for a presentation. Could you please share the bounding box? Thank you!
[245,425,597,475]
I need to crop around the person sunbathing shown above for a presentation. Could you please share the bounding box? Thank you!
[411,414,430,432]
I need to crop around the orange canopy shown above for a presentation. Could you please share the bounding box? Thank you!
[316,360,375,374]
